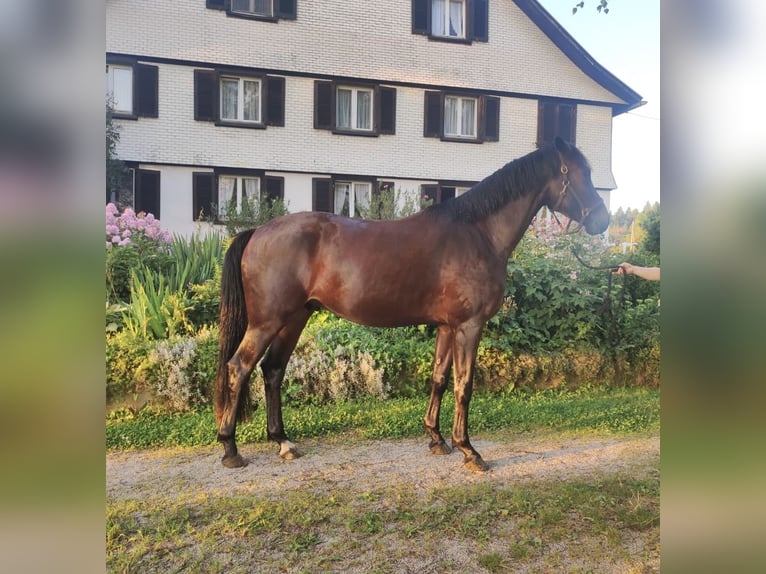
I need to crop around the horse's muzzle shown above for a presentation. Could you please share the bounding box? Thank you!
[583,204,610,235]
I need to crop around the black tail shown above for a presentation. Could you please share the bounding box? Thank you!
[214,229,256,426]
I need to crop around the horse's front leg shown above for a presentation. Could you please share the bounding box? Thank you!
[423,325,453,455]
[261,310,311,460]
[451,321,490,472]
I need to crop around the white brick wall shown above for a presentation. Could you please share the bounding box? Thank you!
[108,1,625,235]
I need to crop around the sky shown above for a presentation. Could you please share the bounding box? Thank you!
[537,0,661,213]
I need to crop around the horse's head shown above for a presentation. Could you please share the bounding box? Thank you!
[545,137,610,235]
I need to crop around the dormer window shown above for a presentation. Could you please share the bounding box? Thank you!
[432,0,466,39]
[412,0,488,43]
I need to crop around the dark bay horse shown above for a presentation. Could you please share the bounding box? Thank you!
[214,137,609,472]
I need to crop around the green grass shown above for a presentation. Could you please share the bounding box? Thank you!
[107,386,659,450]
[107,474,659,573]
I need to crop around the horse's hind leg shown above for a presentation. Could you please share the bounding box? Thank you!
[261,309,312,460]
[218,327,277,468]
[423,325,453,455]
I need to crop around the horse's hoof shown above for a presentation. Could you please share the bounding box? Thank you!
[464,455,490,473]
[221,453,247,468]
[279,441,302,460]
[430,442,452,456]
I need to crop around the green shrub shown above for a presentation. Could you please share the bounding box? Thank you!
[106,329,152,401]
[135,328,218,411]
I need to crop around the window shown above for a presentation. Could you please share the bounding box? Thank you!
[312,177,378,216]
[421,183,472,205]
[444,95,476,138]
[192,171,284,222]
[314,81,396,136]
[412,0,488,43]
[194,70,285,127]
[336,86,373,132]
[333,181,371,217]
[538,101,576,147]
[105,59,158,118]
[106,65,133,115]
[217,175,260,219]
[206,0,297,21]
[220,76,261,123]
[432,0,465,39]
[231,0,272,18]
[424,91,499,143]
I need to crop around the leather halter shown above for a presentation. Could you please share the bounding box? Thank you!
[550,163,594,233]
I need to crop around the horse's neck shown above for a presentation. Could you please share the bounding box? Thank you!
[481,188,545,260]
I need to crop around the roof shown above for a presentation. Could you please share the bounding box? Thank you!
[515,0,645,115]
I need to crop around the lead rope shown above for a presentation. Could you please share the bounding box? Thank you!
[570,246,627,375]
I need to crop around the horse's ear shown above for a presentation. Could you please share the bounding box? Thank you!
[554,136,570,154]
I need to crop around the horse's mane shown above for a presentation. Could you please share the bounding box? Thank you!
[425,144,561,224]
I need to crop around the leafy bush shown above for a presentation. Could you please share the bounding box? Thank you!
[105,213,661,412]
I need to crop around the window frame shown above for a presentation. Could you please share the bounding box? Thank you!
[193,170,283,222]
[312,176,382,215]
[105,58,158,120]
[216,173,262,220]
[431,0,467,40]
[424,90,499,143]
[537,100,577,147]
[229,0,274,19]
[411,0,489,43]
[206,0,297,21]
[421,181,474,205]
[219,74,263,125]
[335,85,375,133]
[443,94,478,139]
[194,69,285,128]
[314,81,396,136]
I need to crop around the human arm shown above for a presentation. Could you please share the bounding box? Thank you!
[615,262,660,281]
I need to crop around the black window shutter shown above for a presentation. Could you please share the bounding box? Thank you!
[194,70,217,122]
[412,0,430,35]
[314,81,333,130]
[265,76,285,126]
[206,0,226,10]
[560,104,576,145]
[276,0,297,19]
[423,91,443,138]
[312,178,332,212]
[378,87,396,135]
[471,0,489,42]
[421,184,439,205]
[135,64,158,118]
[135,169,161,219]
[482,96,500,142]
[192,172,214,221]
[538,101,557,147]
[264,176,284,202]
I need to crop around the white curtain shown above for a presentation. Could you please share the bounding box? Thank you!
[449,0,463,37]
[336,89,352,129]
[461,98,475,137]
[243,178,260,212]
[218,177,236,218]
[232,0,271,15]
[334,183,350,216]
[221,78,238,120]
[432,0,446,36]
[243,79,260,122]
[353,183,371,217]
[444,96,459,136]
[356,90,371,130]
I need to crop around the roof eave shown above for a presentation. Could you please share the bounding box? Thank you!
[515,0,644,116]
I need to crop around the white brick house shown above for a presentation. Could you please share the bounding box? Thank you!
[106,0,642,236]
